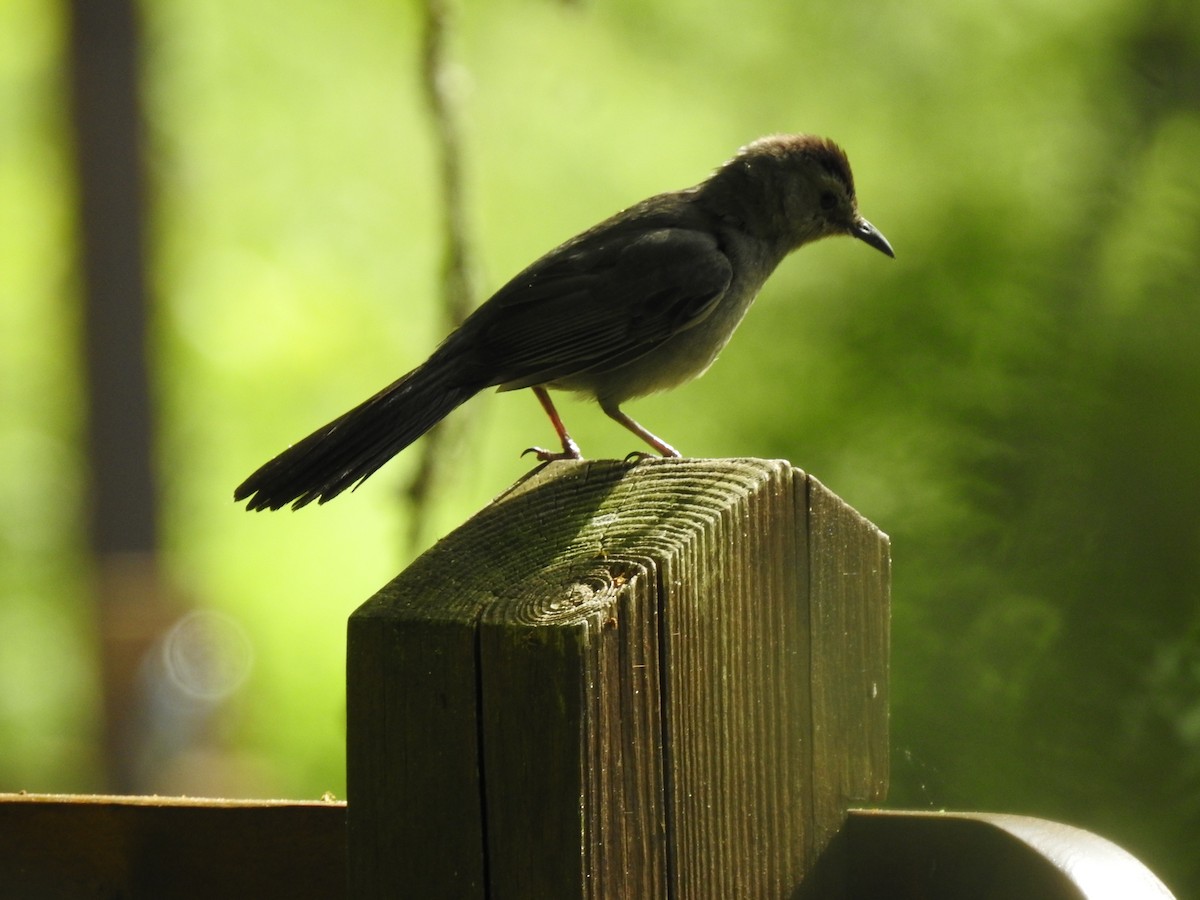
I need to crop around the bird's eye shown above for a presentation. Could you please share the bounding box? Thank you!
[819,190,838,211]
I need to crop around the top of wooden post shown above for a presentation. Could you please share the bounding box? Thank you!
[347,458,890,899]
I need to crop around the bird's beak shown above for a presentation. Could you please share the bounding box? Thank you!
[851,217,894,258]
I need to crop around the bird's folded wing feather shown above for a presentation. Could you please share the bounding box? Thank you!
[470,226,734,391]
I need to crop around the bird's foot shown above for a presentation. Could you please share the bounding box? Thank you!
[522,442,583,462]
[623,451,658,463]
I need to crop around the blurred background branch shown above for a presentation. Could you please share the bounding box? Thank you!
[404,0,479,552]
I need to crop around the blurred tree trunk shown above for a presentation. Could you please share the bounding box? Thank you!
[67,0,173,792]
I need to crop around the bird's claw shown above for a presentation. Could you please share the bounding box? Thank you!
[522,445,583,462]
[623,451,657,463]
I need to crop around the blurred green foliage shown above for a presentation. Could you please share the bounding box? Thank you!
[2,0,1199,891]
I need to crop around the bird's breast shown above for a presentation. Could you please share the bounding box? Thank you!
[552,237,780,404]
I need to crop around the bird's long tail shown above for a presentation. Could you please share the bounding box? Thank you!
[234,351,479,510]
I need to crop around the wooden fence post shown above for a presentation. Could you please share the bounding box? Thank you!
[346,458,890,898]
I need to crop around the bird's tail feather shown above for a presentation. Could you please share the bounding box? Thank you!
[235,354,477,510]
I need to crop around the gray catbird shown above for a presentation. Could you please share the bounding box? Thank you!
[235,134,893,510]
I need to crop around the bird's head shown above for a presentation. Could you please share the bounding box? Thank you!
[703,134,894,258]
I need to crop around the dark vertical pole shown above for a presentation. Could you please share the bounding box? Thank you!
[66,0,165,791]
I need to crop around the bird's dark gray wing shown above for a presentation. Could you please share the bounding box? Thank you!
[465,225,734,391]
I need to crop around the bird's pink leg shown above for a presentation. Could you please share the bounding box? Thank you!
[600,400,681,458]
[523,386,583,461]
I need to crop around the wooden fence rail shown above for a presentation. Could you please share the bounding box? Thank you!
[0,459,1176,898]
[0,793,345,898]
[0,797,1174,899]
